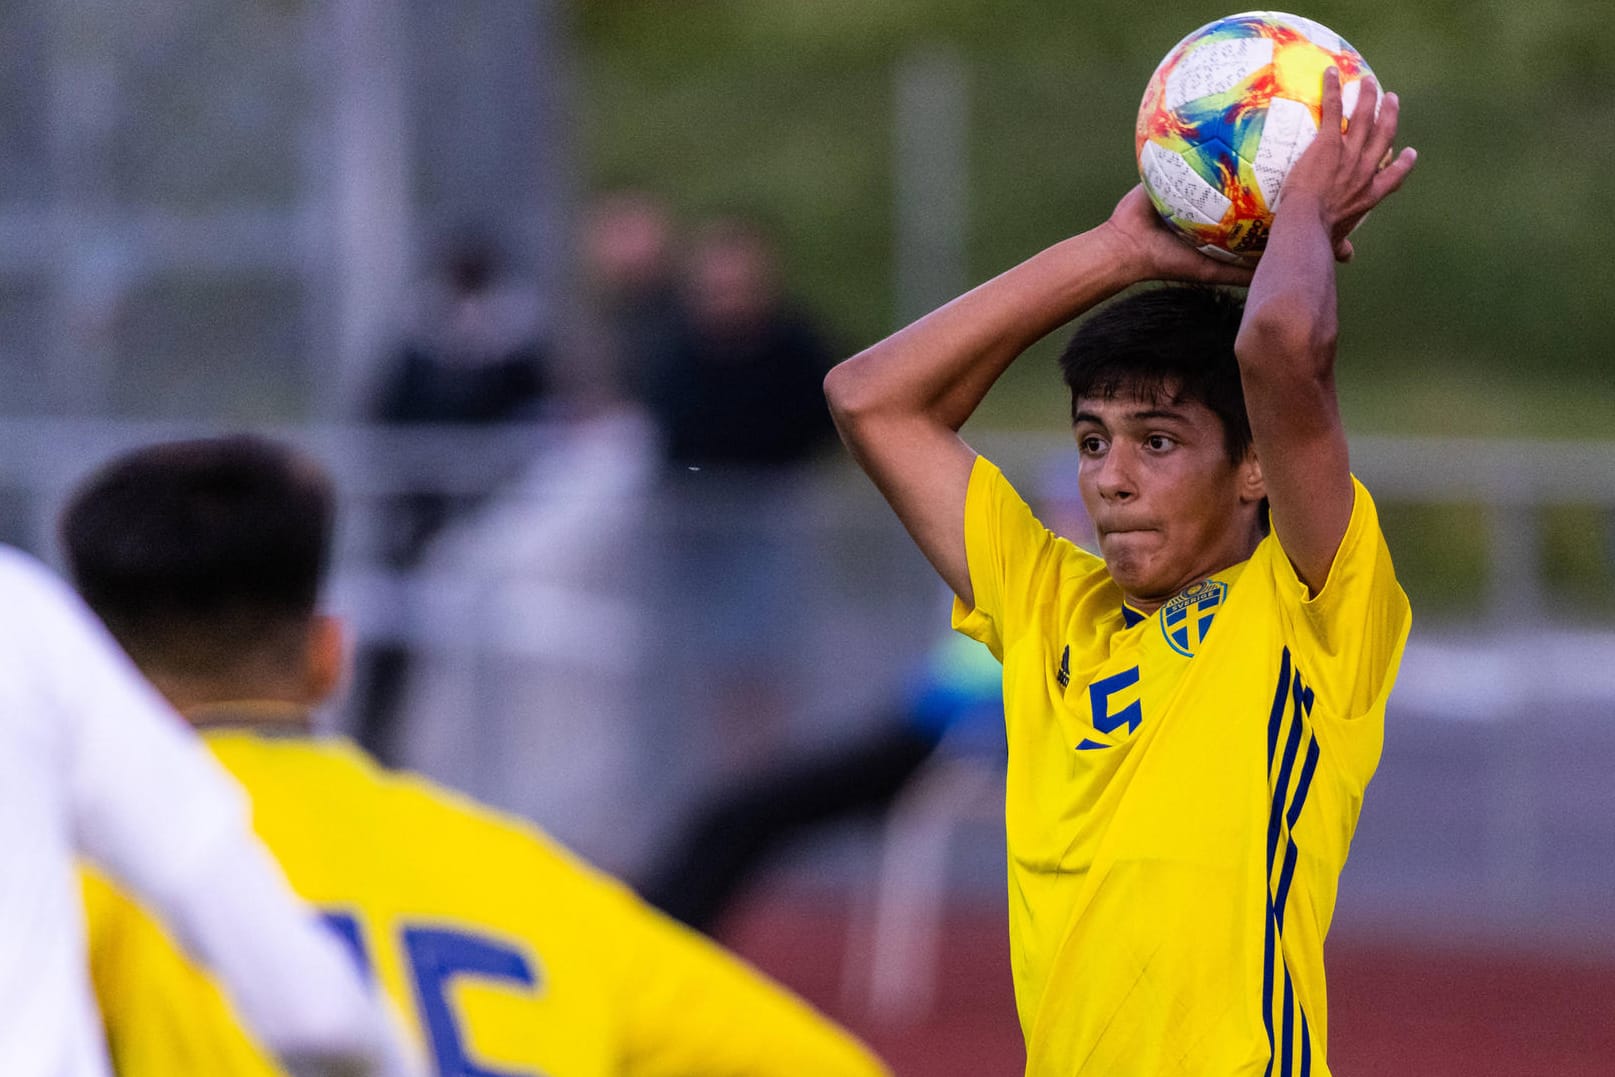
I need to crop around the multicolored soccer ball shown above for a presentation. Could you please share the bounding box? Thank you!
[1135,11,1374,264]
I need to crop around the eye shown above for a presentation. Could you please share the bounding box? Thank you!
[1144,433,1175,452]
[1077,434,1107,456]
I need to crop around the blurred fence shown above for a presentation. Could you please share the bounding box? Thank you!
[3,417,1613,946]
[0,0,569,422]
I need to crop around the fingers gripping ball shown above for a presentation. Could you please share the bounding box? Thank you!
[1136,11,1376,264]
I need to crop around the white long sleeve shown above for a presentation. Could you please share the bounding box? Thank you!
[0,548,419,1077]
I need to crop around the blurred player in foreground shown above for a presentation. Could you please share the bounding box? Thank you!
[64,435,889,1077]
[825,72,1416,1073]
[0,547,413,1074]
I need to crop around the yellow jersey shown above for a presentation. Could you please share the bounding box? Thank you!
[84,732,888,1077]
[953,457,1409,1076]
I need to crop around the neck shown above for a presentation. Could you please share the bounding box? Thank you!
[181,698,315,733]
[147,660,318,722]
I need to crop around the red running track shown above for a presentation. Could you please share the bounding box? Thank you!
[721,893,1615,1076]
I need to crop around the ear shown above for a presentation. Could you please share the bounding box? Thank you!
[303,614,347,707]
[1238,449,1266,505]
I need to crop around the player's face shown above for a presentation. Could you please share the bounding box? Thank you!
[1074,390,1264,612]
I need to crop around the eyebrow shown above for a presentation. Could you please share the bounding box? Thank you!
[1073,405,1191,426]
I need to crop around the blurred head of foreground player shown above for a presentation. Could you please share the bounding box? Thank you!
[62,435,344,726]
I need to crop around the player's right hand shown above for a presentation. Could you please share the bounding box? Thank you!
[1278,69,1417,262]
[1099,185,1255,287]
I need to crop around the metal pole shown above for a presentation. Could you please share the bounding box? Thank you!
[42,0,124,417]
[323,0,414,419]
[893,46,970,328]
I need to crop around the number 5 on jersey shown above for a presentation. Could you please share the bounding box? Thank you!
[1076,666,1142,751]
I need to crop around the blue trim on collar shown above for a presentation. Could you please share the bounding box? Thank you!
[1121,604,1146,628]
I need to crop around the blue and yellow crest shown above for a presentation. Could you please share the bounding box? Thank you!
[1161,579,1227,657]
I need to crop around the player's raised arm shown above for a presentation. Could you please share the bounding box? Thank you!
[824,191,1251,607]
[1235,69,1416,592]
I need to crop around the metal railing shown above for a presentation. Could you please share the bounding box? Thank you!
[3,416,1612,937]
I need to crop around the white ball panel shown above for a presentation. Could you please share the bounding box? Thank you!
[1141,141,1232,227]
[1283,14,1342,53]
[1198,243,1247,265]
[1253,96,1318,210]
[1341,77,1361,117]
[1163,38,1274,110]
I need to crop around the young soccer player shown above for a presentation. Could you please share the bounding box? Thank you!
[64,435,889,1077]
[824,72,1416,1074]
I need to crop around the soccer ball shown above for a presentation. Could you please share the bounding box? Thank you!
[1135,11,1375,264]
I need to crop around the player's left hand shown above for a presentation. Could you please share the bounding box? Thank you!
[1280,69,1417,262]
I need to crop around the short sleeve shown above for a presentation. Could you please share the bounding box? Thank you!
[952,456,1100,660]
[1268,477,1412,723]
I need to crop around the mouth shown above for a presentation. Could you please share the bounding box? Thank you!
[1098,523,1156,539]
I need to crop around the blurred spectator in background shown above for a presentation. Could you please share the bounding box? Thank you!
[646,215,836,468]
[372,224,554,561]
[580,189,684,410]
[354,225,554,764]
[374,195,686,871]
[641,215,841,778]
[584,198,836,465]
[384,202,843,873]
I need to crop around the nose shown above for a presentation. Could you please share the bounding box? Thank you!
[1094,443,1136,502]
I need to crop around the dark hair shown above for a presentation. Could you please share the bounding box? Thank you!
[60,435,334,676]
[1058,285,1252,465]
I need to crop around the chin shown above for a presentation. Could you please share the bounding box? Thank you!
[1103,557,1176,605]
[1105,561,1156,598]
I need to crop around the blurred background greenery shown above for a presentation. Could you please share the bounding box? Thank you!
[579,0,1615,615]
[579,0,1613,434]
